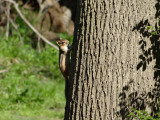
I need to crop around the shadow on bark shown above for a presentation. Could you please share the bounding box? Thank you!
[118,1,160,119]
[64,8,83,118]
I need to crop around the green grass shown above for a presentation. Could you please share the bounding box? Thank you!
[127,107,160,120]
[0,34,66,120]
[0,6,74,119]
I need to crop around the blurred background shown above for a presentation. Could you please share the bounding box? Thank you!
[0,0,77,119]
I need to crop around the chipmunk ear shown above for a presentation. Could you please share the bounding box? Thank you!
[56,41,60,45]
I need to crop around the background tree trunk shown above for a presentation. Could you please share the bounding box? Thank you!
[65,0,159,119]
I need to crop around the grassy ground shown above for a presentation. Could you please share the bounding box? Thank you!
[0,32,66,119]
[0,7,73,119]
[0,6,74,119]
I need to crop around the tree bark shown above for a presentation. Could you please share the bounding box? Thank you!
[65,0,159,120]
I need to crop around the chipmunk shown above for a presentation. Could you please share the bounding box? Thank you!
[56,39,72,100]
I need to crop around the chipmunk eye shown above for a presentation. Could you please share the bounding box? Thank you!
[61,42,65,44]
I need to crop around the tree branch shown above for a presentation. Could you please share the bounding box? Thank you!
[4,0,59,50]
[0,69,9,74]
[5,2,11,40]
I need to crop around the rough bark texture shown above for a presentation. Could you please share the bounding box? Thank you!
[65,0,159,120]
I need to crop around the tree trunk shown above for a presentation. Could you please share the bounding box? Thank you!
[65,0,159,119]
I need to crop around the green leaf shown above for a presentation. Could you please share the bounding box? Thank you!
[147,26,152,29]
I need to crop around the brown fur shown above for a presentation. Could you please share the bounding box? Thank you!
[56,39,71,100]
[56,39,70,78]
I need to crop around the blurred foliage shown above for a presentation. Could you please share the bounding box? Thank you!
[127,108,160,120]
[0,7,73,120]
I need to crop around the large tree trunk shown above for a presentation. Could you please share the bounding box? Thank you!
[65,0,159,119]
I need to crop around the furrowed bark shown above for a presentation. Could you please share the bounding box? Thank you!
[65,0,159,120]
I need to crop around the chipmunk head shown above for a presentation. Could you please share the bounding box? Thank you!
[56,39,69,52]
